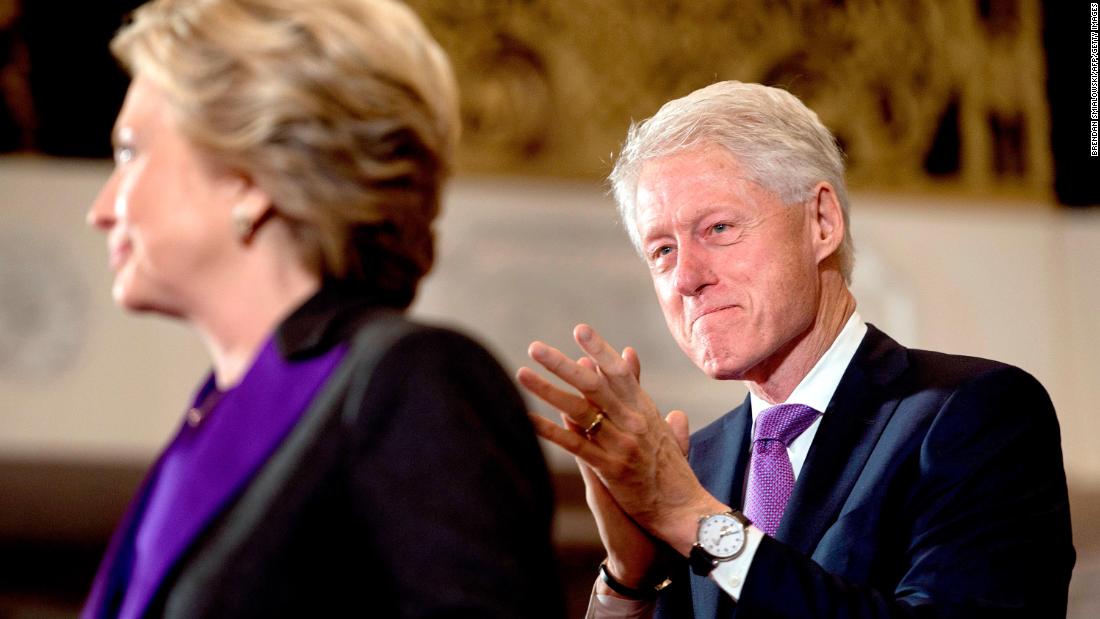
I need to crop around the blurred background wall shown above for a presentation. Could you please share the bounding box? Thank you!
[1,0,1098,617]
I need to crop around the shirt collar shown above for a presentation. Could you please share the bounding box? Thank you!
[749,310,867,419]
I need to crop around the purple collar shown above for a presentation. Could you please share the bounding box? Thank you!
[82,335,348,619]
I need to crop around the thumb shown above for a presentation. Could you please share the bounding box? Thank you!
[666,410,690,456]
[622,346,641,380]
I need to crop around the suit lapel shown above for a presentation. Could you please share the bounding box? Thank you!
[688,397,752,619]
[775,324,909,555]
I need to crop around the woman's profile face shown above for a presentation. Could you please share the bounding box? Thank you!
[87,75,251,317]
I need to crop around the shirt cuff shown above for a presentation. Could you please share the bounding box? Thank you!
[709,524,765,601]
[586,578,656,619]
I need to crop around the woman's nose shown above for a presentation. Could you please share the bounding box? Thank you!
[87,172,120,231]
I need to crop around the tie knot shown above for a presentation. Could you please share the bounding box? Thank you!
[755,403,821,446]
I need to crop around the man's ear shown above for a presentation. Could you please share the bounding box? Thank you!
[807,181,844,266]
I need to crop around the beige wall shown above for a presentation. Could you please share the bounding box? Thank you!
[1,157,207,462]
[3,155,1099,614]
[1,156,1098,483]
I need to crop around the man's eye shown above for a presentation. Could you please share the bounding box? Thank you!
[712,223,729,233]
[649,245,673,262]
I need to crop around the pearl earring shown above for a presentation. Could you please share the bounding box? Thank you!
[232,207,256,243]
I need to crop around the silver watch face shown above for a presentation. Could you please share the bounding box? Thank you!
[697,513,745,559]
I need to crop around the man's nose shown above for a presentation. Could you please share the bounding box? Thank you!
[673,241,716,296]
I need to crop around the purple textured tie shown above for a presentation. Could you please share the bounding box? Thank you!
[742,403,822,537]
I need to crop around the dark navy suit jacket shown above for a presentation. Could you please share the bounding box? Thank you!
[655,325,1074,618]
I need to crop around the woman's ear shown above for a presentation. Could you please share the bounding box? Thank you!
[229,176,275,244]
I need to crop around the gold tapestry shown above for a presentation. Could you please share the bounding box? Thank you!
[409,0,1048,199]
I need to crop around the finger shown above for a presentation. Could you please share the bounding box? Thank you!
[523,364,630,448]
[573,324,639,397]
[563,401,615,442]
[516,366,601,427]
[527,340,606,401]
[666,410,690,456]
[580,354,646,435]
[528,412,605,462]
[528,340,632,419]
[562,412,590,436]
[622,347,641,381]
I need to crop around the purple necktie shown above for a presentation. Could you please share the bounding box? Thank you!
[742,403,822,537]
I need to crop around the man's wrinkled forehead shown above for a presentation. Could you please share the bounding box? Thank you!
[633,149,770,233]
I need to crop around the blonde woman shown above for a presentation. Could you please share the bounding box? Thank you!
[81,0,563,616]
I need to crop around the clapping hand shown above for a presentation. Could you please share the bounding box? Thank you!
[518,324,728,563]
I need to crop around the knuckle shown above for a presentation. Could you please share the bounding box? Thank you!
[621,416,647,434]
[604,460,627,479]
[620,435,641,455]
[577,372,604,395]
[562,433,585,454]
[602,358,630,378]
[543,354,567,372]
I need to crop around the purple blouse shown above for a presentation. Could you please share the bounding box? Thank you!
[81,335,348,619]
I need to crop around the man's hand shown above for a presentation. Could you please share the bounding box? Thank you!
[518,323,729,556]
[578,456,664,594]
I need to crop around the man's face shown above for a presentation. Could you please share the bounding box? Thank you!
[634,144,823,381]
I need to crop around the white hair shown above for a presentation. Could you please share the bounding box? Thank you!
[609,81,854,282]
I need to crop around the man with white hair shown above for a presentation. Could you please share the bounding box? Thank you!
[520,81,1074,618]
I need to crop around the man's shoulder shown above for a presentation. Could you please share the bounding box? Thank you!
[897,345,1045,398]
[862,324,1045,395]
[859,330,1055,434]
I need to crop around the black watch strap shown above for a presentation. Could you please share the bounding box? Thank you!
[598,559,671,600]
[689,544,719,576]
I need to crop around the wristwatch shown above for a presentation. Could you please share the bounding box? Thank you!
[689,510,751,576]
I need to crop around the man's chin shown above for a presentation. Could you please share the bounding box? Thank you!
[697,356,750,381]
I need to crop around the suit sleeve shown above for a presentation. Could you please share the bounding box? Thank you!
[341,327,565,618]
[734,365,1074,619]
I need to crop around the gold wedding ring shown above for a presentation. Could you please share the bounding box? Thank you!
[583,411,605,438]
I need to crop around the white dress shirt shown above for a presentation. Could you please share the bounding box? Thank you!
[590,312,867,618]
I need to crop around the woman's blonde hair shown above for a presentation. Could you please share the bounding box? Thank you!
[112,0,460,307]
